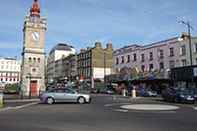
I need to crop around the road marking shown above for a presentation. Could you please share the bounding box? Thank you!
[113,109,128,112]
[194,107,197,110]
[0,107,12,112]
[12,102,39,109]
[0,102,38,112]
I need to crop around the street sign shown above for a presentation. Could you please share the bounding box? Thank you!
[193,67,197,77]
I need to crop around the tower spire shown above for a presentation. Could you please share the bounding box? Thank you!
[30,0,40,17]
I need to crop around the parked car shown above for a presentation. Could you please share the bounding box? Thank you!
[162,88,195,104]
[39,88,91,104]
[99,88,115,95]
[136,88,157,97]
[188,88,197,101]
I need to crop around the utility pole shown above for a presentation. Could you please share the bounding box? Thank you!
[179,20,194,66]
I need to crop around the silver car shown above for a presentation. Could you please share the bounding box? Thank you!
[40,88,91,104]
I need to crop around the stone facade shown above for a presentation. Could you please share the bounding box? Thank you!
[113,33,197,79]
[62,54,78,81]
[77,42,113,81]
[21,0,46,96]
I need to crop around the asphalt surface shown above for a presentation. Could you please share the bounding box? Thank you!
[0,95,197,131]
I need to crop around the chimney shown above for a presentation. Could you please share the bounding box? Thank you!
[95,42,102,48]
[180,32,189,40]
[106,43,113,50]
[80,49,86,52]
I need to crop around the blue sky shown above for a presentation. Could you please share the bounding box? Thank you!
[0,0,197,58]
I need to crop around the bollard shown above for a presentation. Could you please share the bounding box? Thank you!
[122,89,126,97]
[132,89,136,98]
[0,92,3,108]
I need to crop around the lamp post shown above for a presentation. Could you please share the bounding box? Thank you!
[27,73,32,99]
[104,51,106,88]
[179,20,194,66]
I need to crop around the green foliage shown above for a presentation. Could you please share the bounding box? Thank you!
[4,84,20,94]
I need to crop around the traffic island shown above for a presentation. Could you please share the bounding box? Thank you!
[121,104,180,111]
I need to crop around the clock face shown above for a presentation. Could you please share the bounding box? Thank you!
[31,32,40,42]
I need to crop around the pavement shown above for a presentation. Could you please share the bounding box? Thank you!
[0,94,40,111]
[0,94,197,131]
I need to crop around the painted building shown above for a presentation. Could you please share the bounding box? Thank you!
[113,33,197,79]
[0,57,21,86]
[47,43,76,83]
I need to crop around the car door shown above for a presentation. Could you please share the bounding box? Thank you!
[53,89,66,102]
[64,88,78,102]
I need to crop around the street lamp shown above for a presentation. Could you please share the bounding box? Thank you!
[179,20,194,66]
[104,51,106,88]
[27,73,32,99]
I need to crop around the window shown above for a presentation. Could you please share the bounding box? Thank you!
[29,57,32,62]
[159,50,164,59]
[194,43,197,53]
[180,45,186,56]
[121,56,124,63]
[159,62,164,70]
[141,65,145,72]
[33,57,36,62]
[149,52,153,61]
[133,53,137,61]
[0,78,3,81]
[149,64,154,71]
[181,59,187,66]
[127,55,130,63]
[141,54,145,62]
[196,58,197,65]
[169,47,174,57]
[169,60,175,69]
[38,58,41,63]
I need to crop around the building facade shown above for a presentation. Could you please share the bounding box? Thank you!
[47,43,76,84]
[21,0,47,96]
[62,54,78,81]
[77,42,113,82]
[113,33,197,79]
[0,57,21,87]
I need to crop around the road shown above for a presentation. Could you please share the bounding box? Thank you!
[0,95,197,131]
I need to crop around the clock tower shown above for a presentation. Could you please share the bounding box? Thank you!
[21,0,47,97]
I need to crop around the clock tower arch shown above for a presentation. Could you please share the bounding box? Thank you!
[21,0,47,97]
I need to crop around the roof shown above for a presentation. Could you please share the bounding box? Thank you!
[49,43,74,54]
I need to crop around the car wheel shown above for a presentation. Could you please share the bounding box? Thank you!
[78,97,85,104]
[46,97,54,104]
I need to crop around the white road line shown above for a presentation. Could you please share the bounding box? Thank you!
[12,102,39,109]
[0,102,38,112]
[194,107,197,110]
[113,109,128,112]
[0,107,12,112]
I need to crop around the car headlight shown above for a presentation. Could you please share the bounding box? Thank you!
[180,95,185,98]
